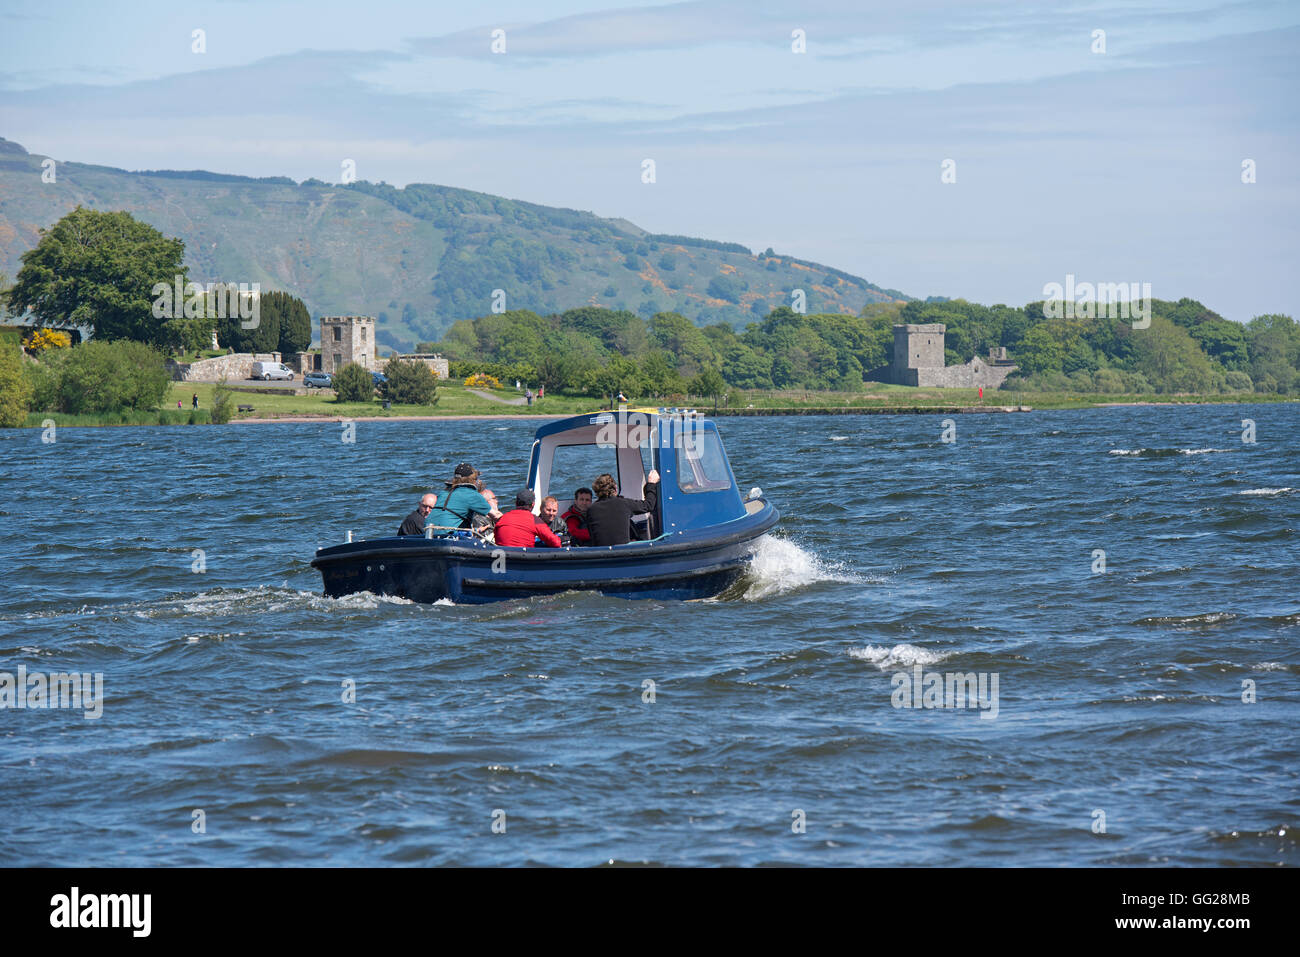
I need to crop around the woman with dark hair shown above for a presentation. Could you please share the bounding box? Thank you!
[585,469,661,546]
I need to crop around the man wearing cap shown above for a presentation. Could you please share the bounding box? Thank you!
[494,489,562,548]
[428,463,502,530]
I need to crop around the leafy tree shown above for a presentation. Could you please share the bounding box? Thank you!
[1130,317,1222,393]
[722,343,773,389]
[8,207,185,344]
[31,340,170,413]
[592,356,642,401]
[1225,370,1253,391]
[161,316,216,356]
[383,357,438,405]
[1015,324,1065,374]
[690,368,726,403]
[706,274,746,303]
[0,339,32,427]
[211,377,235,424]
[1189,318,1248,369]
[333,362,373,402]
[640,351,684,396]
[1245,314,1299,394]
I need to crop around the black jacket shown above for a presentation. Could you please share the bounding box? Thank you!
[398,509,425,536]
[585,482,659,546]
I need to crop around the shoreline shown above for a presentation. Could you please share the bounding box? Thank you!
[232,412,572,424]
[16,396,1295,428]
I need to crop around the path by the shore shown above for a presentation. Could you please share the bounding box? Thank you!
[466,388,527,406]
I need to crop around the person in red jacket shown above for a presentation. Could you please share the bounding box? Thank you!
[560,487,593,545]
[494,489,561,548]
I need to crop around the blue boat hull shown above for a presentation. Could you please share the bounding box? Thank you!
[311,503,779,604]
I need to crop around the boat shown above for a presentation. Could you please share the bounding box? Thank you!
[310,407,780,603]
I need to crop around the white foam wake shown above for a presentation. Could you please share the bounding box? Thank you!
[734,535,860,601]
[1239,487,1294,496]
[848,644,948,670]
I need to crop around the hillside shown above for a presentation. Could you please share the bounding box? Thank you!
[0,138,907,352]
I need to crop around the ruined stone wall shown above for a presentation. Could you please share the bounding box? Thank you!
[166,353,282,382]
[912,356,1017,389]
[396,354,450,378]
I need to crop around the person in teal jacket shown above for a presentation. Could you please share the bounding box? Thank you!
[428,463,502,530]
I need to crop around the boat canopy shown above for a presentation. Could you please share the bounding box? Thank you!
[526,408,748,535]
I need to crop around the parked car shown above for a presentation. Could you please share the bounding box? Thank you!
[252,361,294,381]
[303,371,333,389]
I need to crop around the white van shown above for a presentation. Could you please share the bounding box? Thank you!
[252,361,294,381]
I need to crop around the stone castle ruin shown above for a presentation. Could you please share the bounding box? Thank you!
[890,323,1016,389]
[316,315,448,377]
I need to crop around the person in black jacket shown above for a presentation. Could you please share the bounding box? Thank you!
[398,493,437,536]
[585,470,660,546]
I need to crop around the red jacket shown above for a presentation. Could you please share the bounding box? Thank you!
[494,508,562,547]
[561,506,591,544]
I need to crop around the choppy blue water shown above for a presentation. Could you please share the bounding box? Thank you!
[1,404,1297,866]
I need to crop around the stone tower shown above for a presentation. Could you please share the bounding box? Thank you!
[892,324,946,386]
[320,316,376,374]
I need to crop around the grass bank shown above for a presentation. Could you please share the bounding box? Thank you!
[24,407,213,427]
[13,382,1292,429]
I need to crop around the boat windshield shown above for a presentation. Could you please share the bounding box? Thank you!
[676,429,733,493]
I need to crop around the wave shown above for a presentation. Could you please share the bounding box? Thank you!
[1134,612,1237,627]
[848,643,948,670]
[1108,448,1233,457]
[723,535,863,601]
[1239,487,1294,496]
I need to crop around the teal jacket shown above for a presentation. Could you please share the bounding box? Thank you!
[428,485,492,529]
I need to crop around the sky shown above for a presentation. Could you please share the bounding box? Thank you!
[1,0,1297,320]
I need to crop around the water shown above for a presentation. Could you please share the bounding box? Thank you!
[1,404,1296,866]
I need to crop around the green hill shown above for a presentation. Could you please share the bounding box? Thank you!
[0,137,906,352]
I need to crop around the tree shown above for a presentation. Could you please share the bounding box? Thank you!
[211,377,235,424]
[1015,324,1065,375]
[0,338,32,427]
[1245,314,1299,394]
[262,290,312,355]
[239,294,281,354]
[1130,317,1221,393]
[707,274,746,303]
[31,340,170,414]
[8,207,186,344]
[690,368,726,404]
[592,356,642,400]
[333,362,373,402]
[383,358,438,405]
[161,316,216,356]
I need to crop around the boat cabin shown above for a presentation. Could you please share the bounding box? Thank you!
[526,408,749,538]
